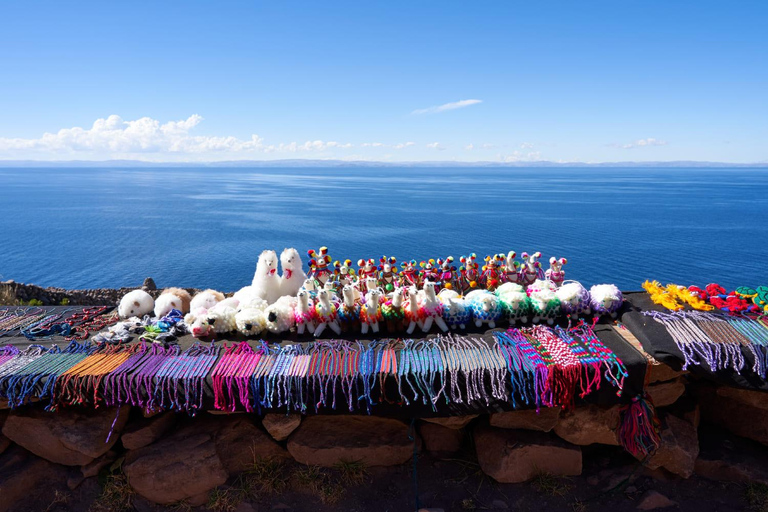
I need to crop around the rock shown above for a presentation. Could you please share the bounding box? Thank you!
[419,422,463,455]
[636,490,677,510]
[214,416,288,474]
[142,277,156,291]
[647,378,685,408]
[491,499,509,509]
[288,416,415,467]
[698,385,768,446]
[236,502,258,512]
[2,406,130,466]
[67,473,85,490]
[121,412,177,450]
[262,413,301,441]
[0,446,64,512]
[553,405,619,446]
[0,434,10,456]
[489,408,560,432]
[81,450,117,478]
[648,362,686,384]
[124,430,228,505]
[422,415,478,429]
[644,414,699,478]
[474,425,582,483]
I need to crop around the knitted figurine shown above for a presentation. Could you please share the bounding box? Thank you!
[589,284,623,318]
[251,250,281,304]
[546,257,567,288]
[357,258,379,292]
[119,290,155,319]
[519,252,543,287]
[420,259,439,285]
[313,288,341,336]
[337,284,361,332]
[360,287,384,334]
[154,287,192,318]
[459,254,480,293]
[278,248,306,298]
[264,296,297,334]
[419,281,449,332]
[438,289,471,330]
[555,281,591,319]
[381,287,406,332]
[496,282,531,324]
[378,256,398,293]
[403,286,423,335]
[334,259,358,288]
[527,279,561,325]
[204,300,239,334]
[294,290,316,335]
[736,286,768,312]
[400,260,421,288]
[466,289,503,329]
[480,254,504,291]
[307,247,333,285]
[501,251,520,284]
[436,256,459,291]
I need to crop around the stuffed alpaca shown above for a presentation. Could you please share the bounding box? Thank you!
[357,258,378,292]
[118,290,154,319]
[251,250,281,304]
[153,287,192,318]
[480,254,504,291]
[496,283,532,324]
[381,286,406,332]
[403,286,423,335]
[294,289,316,335]
[378,256,398,293]
[418,281,449,332]
[420,259,439,285]
[438,289,471,330]
[527,279,561,324]
[278,248,306,298]
[264,295,297,334]
[589,284,623,318]
[191,289,225,312]
[501,251,520,284]
[334,259,358,288]
[235,306,267,337]
[459,254,480,293]
[313,288,341,336]
[360,287,384,334]
[436,256,459,291]
[337,284,361,332]
[466,289,503,328]
[307,247,333,285]
[546,257,567,288]
[519,252,543,287]
[555,281,591,319]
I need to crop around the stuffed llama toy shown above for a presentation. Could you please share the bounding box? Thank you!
[190,289,225,312]
[436,256,458,291]
[235,306,267,337]
[589,284,623,318]
[466,289,503,328]
[381,286,406,332]
[496,282,532,324]
[307,247,333,285]
[502,251,520,284]
[313,288,341,337]
[438,289,471,330]
[233,286,268,311]
[418,281,449,332]
[294,289,316,335]
[251,250,281,304]
[263,295,297,334]
[459,254,480,293]
[519,252,543,287]
[360,287,384,334]
[546,257,567,288]
[556,281,591,319]
[378,256,399,293]
[480,254,504,291]
[528,279,562,325]
[279,247,306,298]
[153,287,192,318]
[118,289,155,319]
[337,284,361,332]
[403,286,423,335]
[357,258,379,292]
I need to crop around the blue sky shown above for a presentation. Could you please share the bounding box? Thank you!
[0,1,766,163]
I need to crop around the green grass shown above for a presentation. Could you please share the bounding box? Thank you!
[45,490,70,512]
[745,483,768,512]
[293,465,345,505]
[239,456,289,498]
[333,459,369,486]
[207,487,242,512]
[89,473,135,512]
[531,472,573,497]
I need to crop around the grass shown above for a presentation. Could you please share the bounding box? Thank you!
[239,456,290,498]
[45,490,70,512]
[89,473,135,512]
[333,459,369,486]
[293,465,345,505]
[745,482,768,512]
[208,487,243,512]
[531,472,573,497]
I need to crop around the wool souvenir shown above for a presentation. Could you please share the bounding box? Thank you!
[643,280,683,311]
[278,248,306,298]
[418,281,449,332]
[154,287,192,318]
[264,296,297,334]
[313,289,341,336]
[380,287,406,332]
[190,289,226,312]
[360,288,384,334]
[546,257,567,288]
[307,247,333,285]
[519,252,543,287]
[736,286,768,312]
[251,250,281,304]
[403,286,423,334]
[436,256,459,291]
[666,284,714,311]
[378,256,398,293]
[480,254,504,291]
[527,279,561,324]
[293,290,316,335]
[118,290,154,319]
[337,285,361,332]
[332,259,357,287]
[496,282,532,324]
[589,284,623,318]
[357,258,378,292]
[420,259,440,285]
[459,254,480,293]
[438,289,471,329]
[466,289,503,328]
[556,281,591,319]
[704,284,756,313]
[501,251,520,284]
[235,306,267,336]
[400,260,421,287]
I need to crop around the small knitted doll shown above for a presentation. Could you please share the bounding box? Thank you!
[466,289,503,328]
[436,256,459,291]
[381,287,406,332]
[293,290,316,335]
[527,279,561,325]
[378,256,398,293]
[357,258,379,292]
[480,254,504,291]
[420,259,440,285]
[496,282,531,324]
[400,260,421,288]
[334,259,358,288]
[308,247,333,285]
[501,251,520,284]
[419,281,448,332]
[439,289,471,330]
[519,252,543,287]
[403,286,423,335]
[360,288,384,334]
[337,285,361,332]
[313,289,341,336]
[589,284,623,318]
[555,281,591,319]
[459,254,480,293]
[545,257,567,288]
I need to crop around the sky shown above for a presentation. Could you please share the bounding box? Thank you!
[0,1,766,164]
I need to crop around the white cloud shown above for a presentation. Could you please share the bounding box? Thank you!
[361,142,385,147]
[612,138,668,149]
[465,143,475,150]
[393,142,415,149]
[411,99,482,115]
[519,142,534,149]
[481,143,496,149]
[426,142,446,151]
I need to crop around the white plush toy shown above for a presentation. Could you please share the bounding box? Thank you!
[279,248,306,298]
[528,279,561,325]
[589,284,624,318]
[419,281,449,332]
[205,301,238,334]
[190,289,225,312]
[153,287,192,318]
[403,286,423,335]
[235,306,267,337]
[313,288,341,337]
[496,283,531,324]
[466,289,502,328]
[263,295,297,334]
[185,312,213,338]
[252,250,281,304]
[118,290,155,319]
[294,289,316,335]
[438,288,471,330]
[556,281,591,320]
[360,287,383,334]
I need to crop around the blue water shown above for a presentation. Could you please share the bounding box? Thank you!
[0,167,766,291]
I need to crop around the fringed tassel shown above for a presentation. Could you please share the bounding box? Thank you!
[618,394,661,460]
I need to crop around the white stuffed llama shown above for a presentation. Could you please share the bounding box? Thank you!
[360,287,383,334]
[403,286,423,335]
[251,250,281,304]
[118,290,155,319]
[466,289,502,328]
[235,306,267,337]
[419,281,449,332]
[279,248,306,298]
[294,289,316,335]
[313,288,341,337]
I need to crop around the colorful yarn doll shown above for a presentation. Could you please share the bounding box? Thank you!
[436,256,459,291]
[736,286,768,312]
[378,256,398,293]
[546,257,567,288]
[420,259,439,285]
[313,289,341,336]
[381,286,406,332]
[527,279,561,324]
[495,282,531,324]
[589,284,623,318]
[555,281,591,319]
[501,251,520,284]
[466,289,503,328]
[519,252,543,287]
[438,289,471,330]
[403,286,423,335]
[480,254,504,291]
[360,288,384,334]
[293,290,316,335]
[459,254,480,293]
[337,285,361,332]
[264,295,297,334]
[417,281,449,332]
[333,259,358,288]
[308,247,333,285]
[357,258,379,292]
[400,259,421,288]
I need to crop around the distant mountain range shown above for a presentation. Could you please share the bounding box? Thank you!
[0,159,766,168]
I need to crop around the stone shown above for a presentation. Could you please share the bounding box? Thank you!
[262,413,301,441]
[236,502,258,512]
[2,406,130,466]
[422,415,478,429]
[288,415,415,467]
[712,386,768,410]
[647,378,685,408]
[419,422,463,455]
[124,430,228,505]
[489,408,560,432]
[81,450,117,478]
[121,412,177,450]
[491,499,509,509]
[0,434,10,456]
[474,425,582,483]
[698,385,768,446]
[644,414,699,478]
[0,446,63,512]
[553,405,620,446]
[648,362,686,384]
[636,490,677,510]
[142,277,157,291]
[213,416,289,474]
